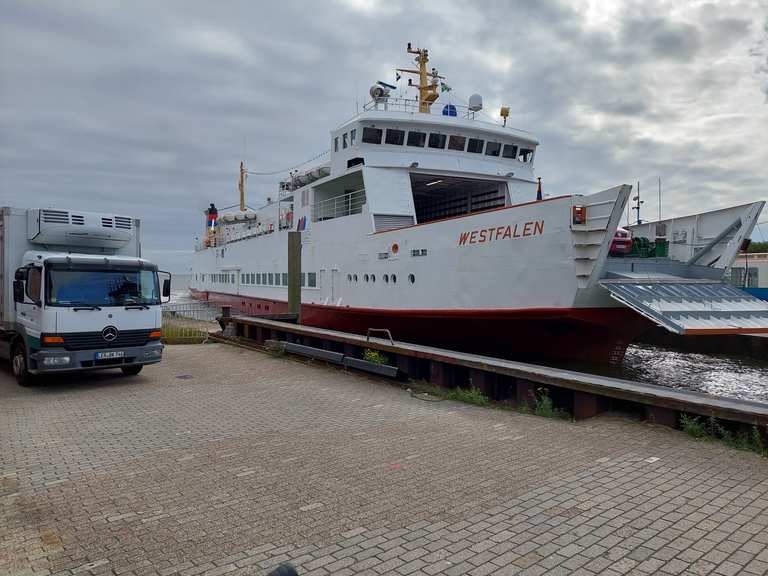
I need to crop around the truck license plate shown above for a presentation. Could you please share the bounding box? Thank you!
[96,351,124,360]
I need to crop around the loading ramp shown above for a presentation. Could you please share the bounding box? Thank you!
[599,278,768,335]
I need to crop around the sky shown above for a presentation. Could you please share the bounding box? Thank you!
[1,0,767,273]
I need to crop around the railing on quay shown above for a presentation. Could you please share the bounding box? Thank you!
[161,302,222,344]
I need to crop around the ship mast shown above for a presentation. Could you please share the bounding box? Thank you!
[238,161,247,212]
[397,43,443,113]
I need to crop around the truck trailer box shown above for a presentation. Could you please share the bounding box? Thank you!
[0,206,168,385]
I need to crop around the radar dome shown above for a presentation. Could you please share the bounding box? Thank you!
[468,93,483,112]
[370,84,389,102]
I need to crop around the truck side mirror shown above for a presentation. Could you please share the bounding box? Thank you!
[159,271,172,302]
[13,280,25,303]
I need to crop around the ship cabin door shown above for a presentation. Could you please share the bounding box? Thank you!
[319,267,340,305]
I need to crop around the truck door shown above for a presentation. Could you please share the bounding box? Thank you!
[16,266,42,344]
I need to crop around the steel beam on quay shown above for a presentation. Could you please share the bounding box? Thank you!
[225,315,768,429]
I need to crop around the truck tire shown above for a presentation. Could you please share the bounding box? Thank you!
[12,342,34,387]
[121,365,143,376]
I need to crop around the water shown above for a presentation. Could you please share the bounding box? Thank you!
[169,274,193,303]
[166,275,767,403]
[615,343,768,403]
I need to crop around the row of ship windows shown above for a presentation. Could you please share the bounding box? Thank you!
[347,273,416,284]
[333,126,534,163]
[198,272,416,286]
[198,272,317,288]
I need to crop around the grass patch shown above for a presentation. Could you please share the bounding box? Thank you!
[161,320,210,344]
[679,413,707,438]
[679,414,767,457]
[532,388,570,420]
[445,387,489,406]
[363,348,389,365]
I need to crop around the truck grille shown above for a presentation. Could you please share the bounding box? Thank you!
[61,330,151,351]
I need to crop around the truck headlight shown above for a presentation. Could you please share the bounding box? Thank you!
[143,348,162,359]
[42,356,71,366]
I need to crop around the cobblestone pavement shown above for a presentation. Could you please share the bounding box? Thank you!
[2,344,767,576]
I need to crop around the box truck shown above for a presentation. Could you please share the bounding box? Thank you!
[0,207,170,385]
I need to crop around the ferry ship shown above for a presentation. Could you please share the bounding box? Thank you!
[190,44,768,364]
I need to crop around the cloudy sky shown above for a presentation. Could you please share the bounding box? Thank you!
[1,0,767,272]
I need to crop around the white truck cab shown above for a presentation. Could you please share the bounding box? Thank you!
[1,207,170,385]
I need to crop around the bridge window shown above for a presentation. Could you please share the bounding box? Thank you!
[342,133,348,149]
[485,142,501,157]
[407,131,426,147]
[502,144,518,159]
[448,135,466,151]
[385,128,405,145]
[428,133,446,149]
[250,273,255,284]
[519,148,534,163]
[308,272,317,287]
[334,137,339,152]
[350,129,356,146]
[282,273,288,286]
[467,138,484,154]
[362,127,382,144]
[268,273,274,285]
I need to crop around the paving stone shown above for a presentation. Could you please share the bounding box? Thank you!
[2,344,768,576]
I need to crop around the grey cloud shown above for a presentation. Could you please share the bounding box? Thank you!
[1,0,767,273]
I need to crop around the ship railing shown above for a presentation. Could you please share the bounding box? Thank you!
[311,188,366,222]
[363,97,481,119]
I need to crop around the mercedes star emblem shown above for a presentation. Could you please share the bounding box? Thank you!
[102,325,119,342]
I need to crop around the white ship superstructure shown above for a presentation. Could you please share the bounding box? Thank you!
[191,45,768,363]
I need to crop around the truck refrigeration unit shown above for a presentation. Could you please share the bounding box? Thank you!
[0,207,170,385]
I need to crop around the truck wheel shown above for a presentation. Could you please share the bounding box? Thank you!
[121,365,143,376]
[12,342,34,387]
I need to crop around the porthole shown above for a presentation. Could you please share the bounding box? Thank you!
[347,273,352,282]
[364,274,369,282]
[409,274,415,284]
[354,274,358,282]
[383,274,389,283]
[391,274,397,284]
[371,274,376,283]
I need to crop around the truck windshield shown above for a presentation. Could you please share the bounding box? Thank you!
[46,268,160,307]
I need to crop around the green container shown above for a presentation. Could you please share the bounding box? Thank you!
[631,237,651,258]
[654,239,669,258]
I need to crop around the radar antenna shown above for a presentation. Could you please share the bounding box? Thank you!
[396,43,444,113]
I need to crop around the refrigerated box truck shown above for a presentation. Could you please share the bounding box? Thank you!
[0,207,170,385]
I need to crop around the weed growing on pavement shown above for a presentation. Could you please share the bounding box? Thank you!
[533,388,570,420]
[680,414,707,438]
[363,348,389,365]
[445,387,489,406]
[680,414,767,457]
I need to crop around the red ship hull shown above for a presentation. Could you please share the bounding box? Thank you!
[190,289,651,365]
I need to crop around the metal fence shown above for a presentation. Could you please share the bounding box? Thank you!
[161,302,222,344]
[311,188,366,222]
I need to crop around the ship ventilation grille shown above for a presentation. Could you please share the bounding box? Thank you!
[71,214,85,225]
[41,209,69,224]
[374,214,414,232]
[101,217,113,228]
[114,216,132,230]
